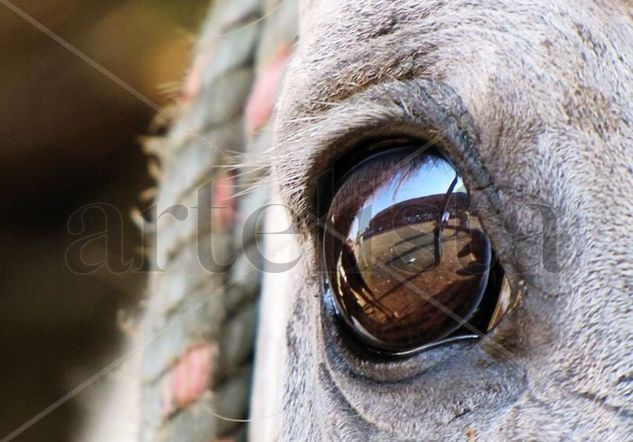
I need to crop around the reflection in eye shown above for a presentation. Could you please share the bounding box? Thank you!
[323,148,506,354]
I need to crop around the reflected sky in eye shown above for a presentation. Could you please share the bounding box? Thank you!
[349,157,465,238]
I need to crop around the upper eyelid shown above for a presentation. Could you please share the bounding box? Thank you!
[271,79,479,232]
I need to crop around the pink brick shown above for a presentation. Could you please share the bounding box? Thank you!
[245,44,292,137]
[182,43,215,103]
[162,343,215,417]
[212,172,236,231]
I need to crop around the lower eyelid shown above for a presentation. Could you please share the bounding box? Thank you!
[321,293,480,382]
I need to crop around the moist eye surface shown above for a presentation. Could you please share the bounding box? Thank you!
[323,147,502,354]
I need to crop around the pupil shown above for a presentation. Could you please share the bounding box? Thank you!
[323,149,492,353]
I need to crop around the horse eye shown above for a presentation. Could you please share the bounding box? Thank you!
[322,148,508,355]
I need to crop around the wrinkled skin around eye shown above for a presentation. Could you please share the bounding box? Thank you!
[323,150,493,352]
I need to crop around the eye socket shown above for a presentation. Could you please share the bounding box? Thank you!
[322,147,509,355]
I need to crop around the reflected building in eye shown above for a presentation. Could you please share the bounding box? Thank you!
[346,191,488,345]
[360,192,471,240]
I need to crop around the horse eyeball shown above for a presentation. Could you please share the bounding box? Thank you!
[323,148,504,355]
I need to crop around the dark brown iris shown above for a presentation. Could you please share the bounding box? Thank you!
[323,149,492,353]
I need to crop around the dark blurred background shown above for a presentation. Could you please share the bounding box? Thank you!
[0,1,207,440]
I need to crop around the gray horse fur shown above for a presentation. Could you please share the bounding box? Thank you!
[86,1,632,441]
[261,0,633,440]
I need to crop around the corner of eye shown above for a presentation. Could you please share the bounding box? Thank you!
[481,292,529,361]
